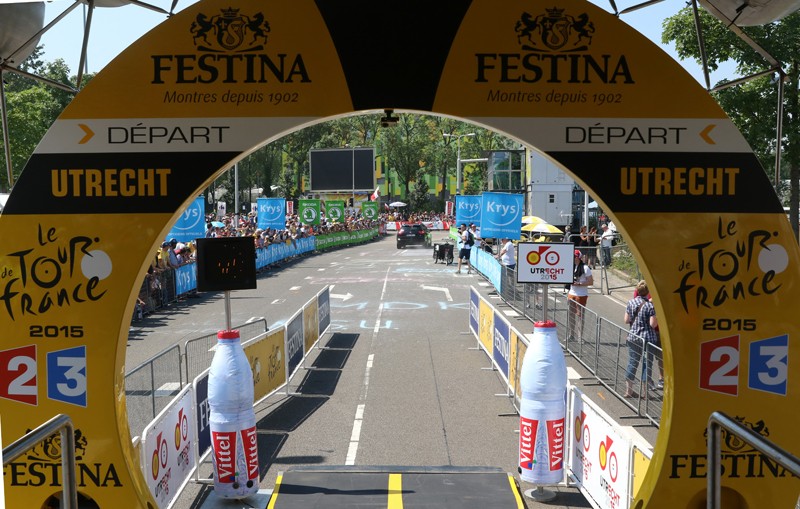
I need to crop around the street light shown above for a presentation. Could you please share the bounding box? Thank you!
[443,132,475,196]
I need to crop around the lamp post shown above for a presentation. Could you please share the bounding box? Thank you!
[443,132,475,196]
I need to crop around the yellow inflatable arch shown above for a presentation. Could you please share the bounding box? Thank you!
[1,1,796,507]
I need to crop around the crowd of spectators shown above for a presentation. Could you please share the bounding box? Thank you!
[135,208,382,320]
[380,210,454,224]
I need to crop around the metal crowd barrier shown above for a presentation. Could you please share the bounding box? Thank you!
[495,264,663,426]
[183,319,268,383]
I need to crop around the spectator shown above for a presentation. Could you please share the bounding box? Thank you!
[567,249,593,341]
[497,237,516,270]
[600,223,614,267]
[623,280,658,398]
[456,223,474,275]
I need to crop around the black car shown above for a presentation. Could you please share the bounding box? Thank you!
[396,223,429,249]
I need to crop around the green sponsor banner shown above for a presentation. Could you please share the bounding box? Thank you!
[361,201,378,220]
[326,200,346,222]
[299,199,321,225]
[315,228,378,250]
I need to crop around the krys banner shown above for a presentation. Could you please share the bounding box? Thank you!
[257,198,286,230]
[478,192,523,239]
[455,195,482,227]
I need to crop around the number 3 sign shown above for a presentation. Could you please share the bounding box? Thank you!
[699,335,788,396]
[0,344,88,407]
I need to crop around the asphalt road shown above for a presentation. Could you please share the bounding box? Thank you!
[124,233,656,509]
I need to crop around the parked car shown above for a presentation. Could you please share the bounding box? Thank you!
[396,222,430,249]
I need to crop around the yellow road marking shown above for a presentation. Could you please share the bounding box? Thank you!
[388,473,403,508]
[267,474,283,509]
[508,474,525,508]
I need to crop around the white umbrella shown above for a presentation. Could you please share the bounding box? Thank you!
[389,201,407,207]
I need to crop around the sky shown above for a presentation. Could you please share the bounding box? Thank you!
[33,0,736,86]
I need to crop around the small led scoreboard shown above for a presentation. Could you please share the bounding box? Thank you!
[196,237,257,292]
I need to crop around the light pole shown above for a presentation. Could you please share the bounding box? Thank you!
[443,132,475,196]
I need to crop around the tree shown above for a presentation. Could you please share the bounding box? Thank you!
[663,9,800,238]
[1,47,91,191]
[383,114,431,202]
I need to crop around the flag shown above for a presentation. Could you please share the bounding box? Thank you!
[384,203,390,212]
[370,187,380,201]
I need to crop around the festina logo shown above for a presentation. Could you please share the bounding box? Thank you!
[212,431,237,483]
[152,53,310,84]
[475,52,633,84]
[519,416,539,470]
[6,461,122,487]
[546,418,565,471]
[241,426,259,480]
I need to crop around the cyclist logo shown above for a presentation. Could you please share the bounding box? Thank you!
[526,245,560,266]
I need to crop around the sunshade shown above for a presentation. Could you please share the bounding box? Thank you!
[389,201,407,207]
[521,222,563,234]
[521,215,546,224]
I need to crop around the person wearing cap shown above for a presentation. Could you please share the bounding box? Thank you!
[567,248,593,342]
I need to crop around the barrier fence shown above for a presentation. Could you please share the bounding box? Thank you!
[133,286,331,509]
[469,244,663,427]
[468,285,652,509]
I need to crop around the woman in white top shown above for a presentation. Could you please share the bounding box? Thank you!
[567,249,593,341]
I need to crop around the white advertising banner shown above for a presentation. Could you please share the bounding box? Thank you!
[140,385,197,509]
[569,387,633,509]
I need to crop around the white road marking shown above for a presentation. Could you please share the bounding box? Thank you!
[346,266,390,466]
[331,292,353,301]
[270,299,285,304]
[567,367,581,380]
[246,316,263,323]
[318,268,326,271]
[503,310,520,317]
[421,285,452,302]
[290,286,301,291]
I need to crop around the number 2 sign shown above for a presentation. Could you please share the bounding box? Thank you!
[0,345,38,405]
[700,334,789,397]
[700,336,740,396]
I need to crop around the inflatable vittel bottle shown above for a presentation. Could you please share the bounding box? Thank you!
[518,321,567,484]
[208,330,260,498]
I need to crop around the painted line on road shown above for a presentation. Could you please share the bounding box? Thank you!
[421,285,452,302]
[290,286,301,291]
[271,299,285,305]
[567,367,581,380]
[246,316,263,323]
[503,309,519,317]
[346,266,390,466]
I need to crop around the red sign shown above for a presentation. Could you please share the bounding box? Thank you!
[212,431,238,483]
[699,335,740,396]
[0,345,38,405]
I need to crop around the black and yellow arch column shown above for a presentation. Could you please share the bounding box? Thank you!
[0,1,796,508]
